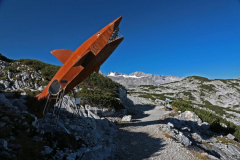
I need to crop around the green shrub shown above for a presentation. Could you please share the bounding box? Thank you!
[201,84,215,91]
[4,66,16,72]
[17,59,60,80]
[180,91,195,100]
[75,73,125,111]
[40,81,49,86]
[139,85,158,90]
[24,89,41,97]
[189,76,212,82]
[138,94,155,100]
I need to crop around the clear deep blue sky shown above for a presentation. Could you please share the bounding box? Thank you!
[1,0,240,79]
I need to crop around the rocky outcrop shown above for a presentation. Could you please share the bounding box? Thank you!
[137,76,240,108]
[0,92,120,160]
[131,76,240,126]
[121,115,132,122]
[0,60,45,91]
[159,111,240,160]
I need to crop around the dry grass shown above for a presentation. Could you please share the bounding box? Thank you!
[161,114,169,120]
[216,136,240,147]
[172,106,181,115]
[194,152,211,160]
[163,107,169,111]
[164,134,173,139]
[117,121,130,125]
[202,142,212,149]
[160,111,176,120]
[168,112,176,117]
[189,150,211,160]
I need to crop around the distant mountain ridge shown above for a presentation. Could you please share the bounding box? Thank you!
[107,71,182,88]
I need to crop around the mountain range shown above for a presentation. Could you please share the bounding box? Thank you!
[107,71,182,88]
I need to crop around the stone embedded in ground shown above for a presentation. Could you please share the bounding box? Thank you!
[220,123,227,128]
[41,146,53,155]
[227,133,235,140]
[177,132,192,146]
[167,122,174,129]
[10,136,15,140]
[181,127,191,132]
[88,110,100,119]
[31,116,38,128]
[0,139,8,150]
[33,136,43,142]
[178,111,202,124]
[191,133,202,142]
[0,122,6,128]
[92,145,102,151]
[201,153,218,160]
[121,115,132,122]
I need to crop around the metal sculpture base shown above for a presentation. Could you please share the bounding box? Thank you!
[43,88,81,133]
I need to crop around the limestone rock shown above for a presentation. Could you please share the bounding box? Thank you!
[227,133,235,140]
[0,139,8,150]
[177,111,202,124]
[167,122,174,129]
[121,115,132,122]
[33,136,43,142]
[41,146,53,155]
[177,132,192,146]
[0,122,6,128]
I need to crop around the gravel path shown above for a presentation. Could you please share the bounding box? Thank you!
[114,105,199,160]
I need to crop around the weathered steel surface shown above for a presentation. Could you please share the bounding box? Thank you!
[37,16,124,99]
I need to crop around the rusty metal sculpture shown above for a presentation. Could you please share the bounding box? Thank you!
[36,17,124,123]
[37,16,124,101]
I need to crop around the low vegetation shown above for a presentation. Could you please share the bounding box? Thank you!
[188,76,212,82]
[138,93,174,101]
[179,91,195,100]
[200,84,215,91]
[76,73,125,111]
[17,59,60,81]
[0,53,126,111]
[117,121,130,125]
[200,103,226,116]
[189,150,211,160]
[216,136,240,147]
[164,133,173,139]
[139,85,158,90]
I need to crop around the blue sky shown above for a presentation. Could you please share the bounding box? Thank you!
[1,0,240,79]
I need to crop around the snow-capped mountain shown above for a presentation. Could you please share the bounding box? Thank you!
[107,71,182,88]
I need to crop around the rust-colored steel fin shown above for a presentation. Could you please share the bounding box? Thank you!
[50,49,74,64]
[73,51,95,67]
[95,66,100,73]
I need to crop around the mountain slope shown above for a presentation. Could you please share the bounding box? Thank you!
[128,75,240,127]
[137,76,240,108]
[0,54,126,110]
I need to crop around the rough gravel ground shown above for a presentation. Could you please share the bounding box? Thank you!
[114,105,199,160]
